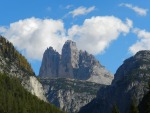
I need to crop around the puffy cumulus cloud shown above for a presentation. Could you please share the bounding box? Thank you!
[68,16,133,55]
[0,16,133,61]
[129,28,150,54]
[133,28,150,39]
[0,26,7,33]
[0,17,67,60]
[68,6,95,17]
[119,3,148,16]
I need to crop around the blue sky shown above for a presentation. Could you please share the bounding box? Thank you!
[0,0,150,75]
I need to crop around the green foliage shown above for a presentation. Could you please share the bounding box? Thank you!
[0,36,34,76]
[129,100,138,113]
[112,104,120,113]
[0,73,65,113]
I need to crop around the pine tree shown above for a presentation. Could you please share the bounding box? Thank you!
[112,104,120,113]
[138,82,150,113]
[129,100,138,113]
[0,73,65,113]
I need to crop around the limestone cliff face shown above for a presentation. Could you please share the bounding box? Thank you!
[39,40,113,85]
[0,36,46,101]
[22,76,47,101]
[40,78,104,113]
[59,40,79,78]
[61,40,79,69]
[74,51,113,84]
[39,40,113,112]
[78,50,150,113]
[39,47,60,78]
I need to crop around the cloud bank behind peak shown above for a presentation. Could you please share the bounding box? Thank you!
[0,16,132,60]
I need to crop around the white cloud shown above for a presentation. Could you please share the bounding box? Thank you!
[120,3,148,16]
[68,16,132,55]
[129,28,150,54]
[0,16,133,61]
[68,6,95,17]
[65,5,73,9]
[0,17,68,60]
[0,26,7,33]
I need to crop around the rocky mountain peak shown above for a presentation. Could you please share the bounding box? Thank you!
[79,50,150,113]
[39,40,113,84]
[39,47,60,78]
[134,50,150,60]
[64,40,76,46]
[79,50,101,67]
[113,50,150,84]
[61,40,79,68]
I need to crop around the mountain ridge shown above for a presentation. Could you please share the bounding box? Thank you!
[78,50,150,113]
[39,40,113,85]
[0,35,46,101]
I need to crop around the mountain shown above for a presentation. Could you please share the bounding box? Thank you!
[39,40,113,85]
[0,35,65,113]
[40,78,105,113]
[39,47,60,78]
[39,40,113,113]
[0,73,65,113]
[78,50,150,113]
[0,36,46,101]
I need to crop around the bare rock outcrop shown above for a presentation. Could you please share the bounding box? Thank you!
[78,50,150,113]
[39,40,113,85]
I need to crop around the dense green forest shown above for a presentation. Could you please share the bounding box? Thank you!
[0,73,65,113]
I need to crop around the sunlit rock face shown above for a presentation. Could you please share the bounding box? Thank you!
[22,76,47,101]
[39,40,113,85]
[59,40,79,78]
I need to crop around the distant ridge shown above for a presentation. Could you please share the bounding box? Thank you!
[78,50,150,113]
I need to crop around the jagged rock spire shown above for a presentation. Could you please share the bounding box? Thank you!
[39,40,113,85]
[39,47,60,78]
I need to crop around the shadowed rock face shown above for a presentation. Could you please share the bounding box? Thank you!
[39,47,60,78]
[39,40,113,85]
[113,50,150,84]
[59,40,79,78]
[78,50,150,113]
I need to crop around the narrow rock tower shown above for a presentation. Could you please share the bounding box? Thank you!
[39,47,60,78]
[59,40,79,78]
[39,40,114,85]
